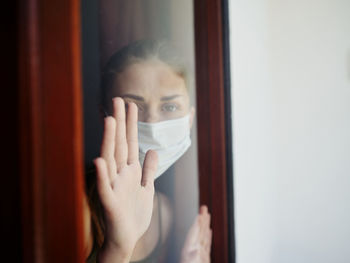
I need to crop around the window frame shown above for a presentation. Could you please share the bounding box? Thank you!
[19,0,85,262]
[194,0,233,262]
[18,0,234,262]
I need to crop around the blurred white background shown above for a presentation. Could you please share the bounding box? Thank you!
[229,0,350,262]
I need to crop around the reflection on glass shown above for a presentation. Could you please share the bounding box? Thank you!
[82,1,212,262]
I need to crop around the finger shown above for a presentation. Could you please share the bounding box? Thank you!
[200,205,211,229]
[126,102,139,164]
[200,212,212,254]
[198,208,211,242]
[206,212,211,229]
[200,217,211,249]
[94,158,113,210]
[201,229,212,262]
[141,150,158,189]
[100,117,117,180]
[206,229,212,251]
[199,227,212,263]
[199,205,208,215]
[113,97,128,171]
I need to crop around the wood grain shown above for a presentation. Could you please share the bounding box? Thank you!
[194,0,230,262]
[19,0,85,262]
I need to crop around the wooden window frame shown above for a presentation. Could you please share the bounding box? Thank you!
[17,0,234,262]
[19,0,85,262]
[194,0,234,262]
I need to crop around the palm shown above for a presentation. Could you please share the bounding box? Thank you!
[181,206,212,263]
[105,163,153,246]
[94,98,158,253]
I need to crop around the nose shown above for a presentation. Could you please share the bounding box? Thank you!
[144,108,160,123]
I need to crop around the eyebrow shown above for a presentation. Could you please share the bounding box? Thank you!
[121,94,145,101]
[121,94,183,102]
[160,95,183,101]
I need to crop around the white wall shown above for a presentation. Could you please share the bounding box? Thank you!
[229,0,350,262]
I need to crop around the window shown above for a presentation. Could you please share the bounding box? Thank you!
[16,0,233,262]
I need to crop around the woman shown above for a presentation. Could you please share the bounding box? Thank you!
[85,40,212,263]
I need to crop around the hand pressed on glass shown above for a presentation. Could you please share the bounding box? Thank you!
[181,206,212,263]
[94,98,158,262]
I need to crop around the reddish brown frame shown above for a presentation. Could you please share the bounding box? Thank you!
[15,0,232,262]
[18,0,85,262]
[194,0,232,262]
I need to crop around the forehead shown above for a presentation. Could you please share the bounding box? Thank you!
[113,60,188,97]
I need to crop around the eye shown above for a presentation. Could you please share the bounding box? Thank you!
[162,103,178,112]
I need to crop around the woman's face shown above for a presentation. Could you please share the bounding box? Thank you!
[112,60,193,123]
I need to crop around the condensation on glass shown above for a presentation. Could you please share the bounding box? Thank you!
[82,1,198,262]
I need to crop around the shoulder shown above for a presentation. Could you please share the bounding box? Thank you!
[157,191,173,243]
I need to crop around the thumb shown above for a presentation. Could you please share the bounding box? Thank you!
[141,150,158,189]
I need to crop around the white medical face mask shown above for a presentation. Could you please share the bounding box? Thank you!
[138,114,192,179]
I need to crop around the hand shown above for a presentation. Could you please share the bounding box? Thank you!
[94,98,158,262]
[180,205,212,263]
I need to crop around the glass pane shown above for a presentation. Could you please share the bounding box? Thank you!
[230,1,350,262]
[82,1,203,262]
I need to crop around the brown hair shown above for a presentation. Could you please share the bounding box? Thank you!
[100,39,191,115]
